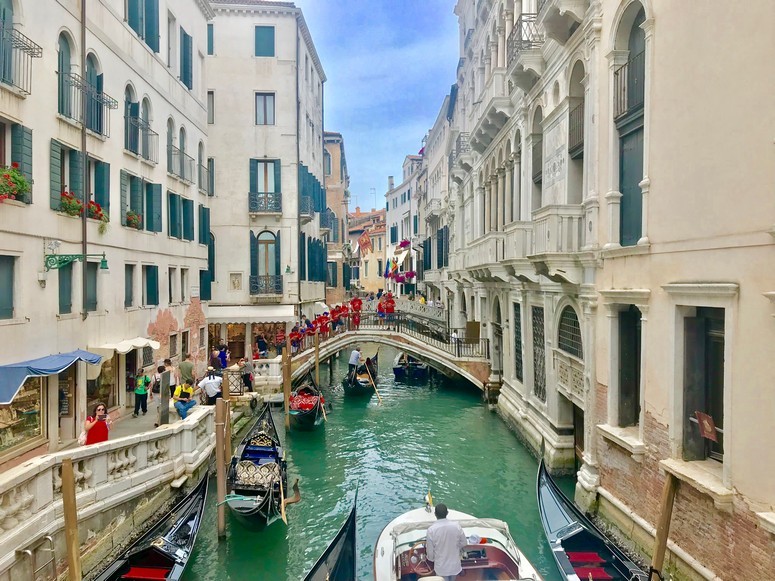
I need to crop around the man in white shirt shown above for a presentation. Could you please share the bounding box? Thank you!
[348,346,362,379]
[426,503,467,580]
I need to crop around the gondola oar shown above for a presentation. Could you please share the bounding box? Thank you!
[280,476,288,525]
[364,357,383,405]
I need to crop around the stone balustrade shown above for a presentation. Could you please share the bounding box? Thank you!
[553,348,585,408]
[394,298,446,323]
[532,204,584,254]
[0,406,215,577]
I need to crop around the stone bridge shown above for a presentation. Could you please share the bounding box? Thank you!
[289,314,493,393]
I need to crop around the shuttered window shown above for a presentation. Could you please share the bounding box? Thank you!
[250,159,281,193]
[143,265,159,306]
[85,262,98,312]
[168,191,181,238]
[146,183,162,232]
[10,124,32,202]
[94,160,110,214]
[199,270,211,301]
[198,205,210,245]
[182,197,194,241]
[125,264,135,308]
[179,28,192,89]
[58,263,73,315]
[254,26,275,57]
[0,256,13,319]
[207,23,214,55]
[207,158,215,196]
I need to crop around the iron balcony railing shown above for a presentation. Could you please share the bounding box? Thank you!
[126,115,159,163]
[613,50,645,119]
[0,25,42,95]
[299,195,314,216]
[449,132,471,167]
[532,139,543,183]
[249,274,283,295]
[507,13,544,68]
[320,209,335,231]
[568,100,584,154]
[57,72,118,137]
[198,164,210,195]
[249,191,282,213]
[168,145,195,183]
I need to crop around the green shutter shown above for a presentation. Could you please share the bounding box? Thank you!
[249,159,257,192]
[11,124,33,197]
[69,150,83,202]
[182,198,194,241]
[130,176,143,227]
[144,0,159,52]
[273,160,281,193]
[199,270,211,301]
[199,205,210,245]
[168,191,181,237]
[94,161,110,213]
[120,170,129,225]
[207,158,215,196]
[127,0,141,35]
[147,265,159,306]
[50,140,63,210]
[275,229,282,278]
[207,23,214,55]
[58,263,72,314]
[0,256,14,319]
[180,29,192,89]
[249,231,257,277]
[255,26,275,57]
[125,264,134,308]
[151,183,162,232]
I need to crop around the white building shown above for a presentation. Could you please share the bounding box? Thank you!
[206,0,327,358]
[385,155,422,296]
[0,0,214,469]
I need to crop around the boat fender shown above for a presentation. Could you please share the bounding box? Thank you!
[250,396,259,411]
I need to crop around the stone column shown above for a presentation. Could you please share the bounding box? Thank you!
[483,54,492,84]
[505,160,514,225]
[490,42,498,76]
[497,25,506,68]
[638,18,655,246]
[490,175,498,233]
[246,323,253,361]
[476,186,485,238]
[497,167,506,230]
[511,152,521,221]
[505,11,514,56]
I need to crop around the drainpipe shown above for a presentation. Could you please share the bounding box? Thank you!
[80,0,88,320]
[295,16,302,317]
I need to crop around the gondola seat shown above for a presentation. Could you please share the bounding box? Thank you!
[567,552,606,564]
[121,566,170,580]
[572,566,613,580]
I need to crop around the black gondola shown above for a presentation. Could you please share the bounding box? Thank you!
[303,494,357,581]
[226,402,288,528]
[342,352,378,396]
[537,459,648,581]
[289,371,325,431]
[93,475,208,581]
[392,352,429,380]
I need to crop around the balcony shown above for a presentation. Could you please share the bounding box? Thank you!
[125,116,159,164]
[299,195,314,223]
[249,191,282,215]
[554,349,585,408]
[470,69,512,154]
[320,209,335,233]
[507,14,545,91]
[249,274,283,301]
[57,72,118,137]
[537,0,588,45]
[168,145,195,183]
[614,50,645,122]
[198,164,210,195]
[568,100,584,158]
[0,25,42,95]
[425,198,442,221]
[528,204,584,284]
[462,232,507,282]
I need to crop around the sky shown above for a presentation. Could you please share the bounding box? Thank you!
[293,0,460,212]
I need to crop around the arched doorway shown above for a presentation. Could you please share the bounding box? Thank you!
[491,296,503,379]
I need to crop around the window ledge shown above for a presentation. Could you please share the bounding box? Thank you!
[0,317,28,327]
[125,306,139,312]
[756,512,775,536]
[601,243,651,260]
[0,80,27,99]
[56,312,79,321]
[598,424,645,462]
[660,458,733,511]
[2,198,30,208]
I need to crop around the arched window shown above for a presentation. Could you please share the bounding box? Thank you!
[140,98,152,160]
[166,118,175,172]
[57,34,72,116]
[531,107,543,212]
[250,230,282,294]
[124,86,139,153]
[0,0,13,84]
[178,126,187,179]
[256,231,276,276]
[558,305,583,359]
[85,54,103,133]
[323,150,332,176]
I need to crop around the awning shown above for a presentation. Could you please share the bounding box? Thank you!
[0,349,102,405]
[97,337,161,354]
[312,301,330,316]
[207,304,296,324]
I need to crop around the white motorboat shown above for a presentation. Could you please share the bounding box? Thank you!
[373,504,544,580]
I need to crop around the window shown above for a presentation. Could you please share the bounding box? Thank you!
[182,330,189,356]
[250,159,280,193]
[170,333,178,359]
[181,268,188,302]
[167,12,176,69]
[143,264,159,306]
[618,305,642,427]
[207,23,214,55]
[683,307,725,462]
[253,231,277,276]
[378,237,382,251]
[59,263,73,315]
[168,267,176,304]
[85,262,98,312]
[127,0,160,52]
[327,262,337,287]
[377,260,383,276]
[199,327,205,348]
[179,27,192,89]
[124,87,139,153]
[168,191,181,238]
[207,91,214,124]
[324,151,331,175]
[50,140,84,209]
[254,26,275,57]
[125,264,135,308]
[84,54,105,135]
[558,306,583,359]
[57,34,72,117]
[413,215,418,235]
[514,303,523,381]
[207,157,215,196]
[255,93,275,125]
[182,198,194,241]
[532,306,546,402]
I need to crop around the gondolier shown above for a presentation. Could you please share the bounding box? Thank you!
[348,346,362,378]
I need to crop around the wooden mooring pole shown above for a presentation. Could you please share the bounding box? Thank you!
[215,399,226,538]
[283,335,292,430]
[314,329,320,386]
[650,472,679,580]
[61,458,82,580]
[222,376,232,462]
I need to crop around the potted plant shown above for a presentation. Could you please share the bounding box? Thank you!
[126,210,142,230]
[0,163,31,204]
[398,238,410,249]
[86,200,110,234]
[60,190,84,216]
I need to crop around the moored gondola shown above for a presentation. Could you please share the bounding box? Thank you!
[342,352,378,396]
[289,371,325,431]
[392,352,429,380]
[226,402,288,529]
[93,475,208,581]
[303,494,357,581]
[537,459,648,581]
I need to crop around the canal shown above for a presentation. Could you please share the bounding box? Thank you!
[185,344,574,581]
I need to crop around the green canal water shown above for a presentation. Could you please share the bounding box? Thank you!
[185,344,574,581]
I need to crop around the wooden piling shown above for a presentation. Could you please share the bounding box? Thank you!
[314,329,320,386]
[215,399,226,538]
[61,458,82,580]
[650,472,679,580]
[222,376,232,462]
[283,335,292,430]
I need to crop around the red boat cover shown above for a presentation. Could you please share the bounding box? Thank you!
[573,567,613,580]
[567,552,606,564]
[121,566,171,580]
[290,394,320,411]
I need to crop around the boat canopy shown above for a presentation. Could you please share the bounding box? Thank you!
[389,518,510,539]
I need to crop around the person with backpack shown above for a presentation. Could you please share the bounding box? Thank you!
[152,365,165,395]
[133,368,152,418]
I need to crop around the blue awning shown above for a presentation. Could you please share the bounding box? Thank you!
[0,349,102,405]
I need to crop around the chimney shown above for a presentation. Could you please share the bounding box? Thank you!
[371,208,375,212]
[388,176,394,190]
[355,206,360,214]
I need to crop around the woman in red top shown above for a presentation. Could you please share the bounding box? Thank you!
[84,402,111,445]
[350,296,362,312]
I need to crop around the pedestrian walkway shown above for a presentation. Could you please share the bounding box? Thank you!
[110,402,170,439]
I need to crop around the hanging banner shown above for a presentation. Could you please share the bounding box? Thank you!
[358,231,372,255]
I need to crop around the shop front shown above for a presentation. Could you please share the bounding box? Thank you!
[207,305,296,364]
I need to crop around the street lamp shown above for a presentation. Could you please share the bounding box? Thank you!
[44,252,109,271]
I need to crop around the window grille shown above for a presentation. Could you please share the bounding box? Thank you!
[558,306,584,359]
[532,306,546,402]
[142,346,154,367]
[514,303,523,381]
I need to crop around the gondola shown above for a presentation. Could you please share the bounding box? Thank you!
[342,352,378,396]
[289,371,325,431]
[226,402,288,528]
[94,475,208,581]
[537,459,648,581]
[303,494,357,581]
[392,352,429,380]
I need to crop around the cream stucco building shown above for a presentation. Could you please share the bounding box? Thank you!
[323,131,350,305]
